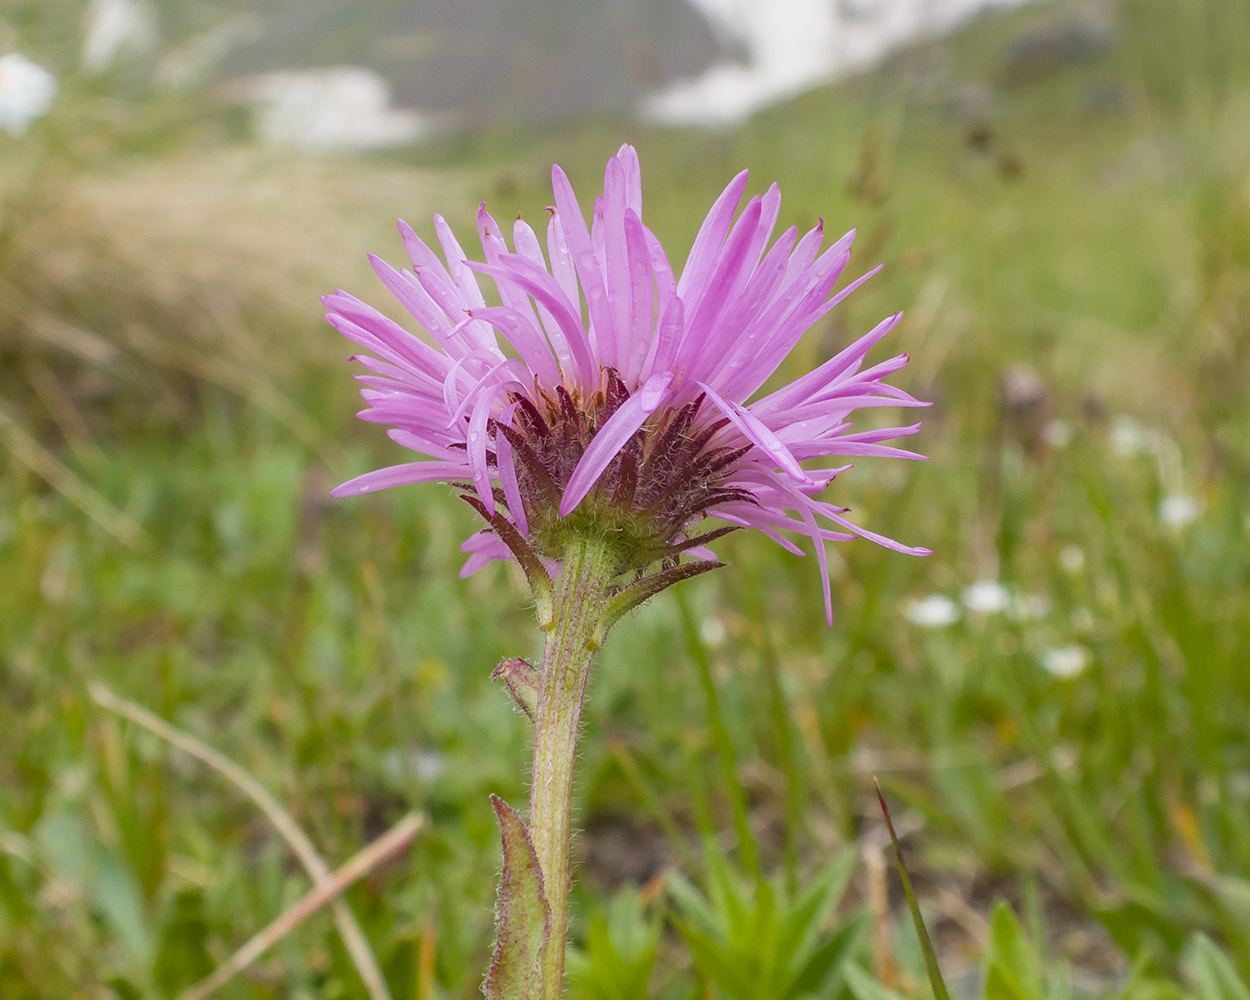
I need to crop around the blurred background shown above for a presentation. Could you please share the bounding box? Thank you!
[2,0,1249,997]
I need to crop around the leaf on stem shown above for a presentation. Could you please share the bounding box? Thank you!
[492,657,540,722]
[485,796,552,1000]
[592,560,725,648]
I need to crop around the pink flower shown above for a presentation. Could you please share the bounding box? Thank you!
[328,144,929,623]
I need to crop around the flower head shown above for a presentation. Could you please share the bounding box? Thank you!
[328,144,929,623]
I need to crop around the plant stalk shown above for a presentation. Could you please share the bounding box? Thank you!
[529,533,616,999]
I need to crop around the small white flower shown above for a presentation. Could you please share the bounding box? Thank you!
[1110,415,1145,457]
[962,579,1011,614]
[1043,419,1072,449]
[1059,545,1085,573]
[699,616,727,648]
[905,594,960,628]
[1159,494,1201,527]
[0,53,57,136]
[1038,644,1090,678]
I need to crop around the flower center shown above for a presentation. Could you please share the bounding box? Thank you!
[493,368,752,573]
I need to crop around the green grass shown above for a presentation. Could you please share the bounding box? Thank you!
[2,0,1250,997]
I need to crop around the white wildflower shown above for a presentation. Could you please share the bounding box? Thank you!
[1043,419,1072,449]
[700,616,727,648]
[1059,545,1085,573]
[905,594,961,628]
[0,53,57,136]
[1038,644,1090,678]
[1159,495,1201,527]
[962,579,1011,614]
[1109,415,1145,457]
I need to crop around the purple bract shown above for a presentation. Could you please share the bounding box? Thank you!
[327,144,929,623]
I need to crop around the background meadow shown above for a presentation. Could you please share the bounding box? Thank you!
[2,0,1249,997]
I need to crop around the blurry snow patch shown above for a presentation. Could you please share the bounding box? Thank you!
[237,67,437,150]
[905,593,960,628]
[1159,494,1201,527]
[0,54,57,136]
[83,0,158,72]
[1038,644,1090,678]
[643,0,1041,126]
[962,579,1010,614]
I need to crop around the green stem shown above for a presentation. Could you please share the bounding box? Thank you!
[529,534,616,999]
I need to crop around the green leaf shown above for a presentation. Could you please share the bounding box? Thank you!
[668,848,863,1000]
[93,847,154,974]
[567,889,659,1000]
[985,902,1044,1000]
[593,560,725,648]
[153,889,213,995]
[778,851,857,978]
[845,962,913,1000]
[485,795,552,1000]
[789,912,868,998]
[492,657,540,722]
[1185,934,1250,1000]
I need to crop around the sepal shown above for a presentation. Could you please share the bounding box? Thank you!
[461,494,555,627]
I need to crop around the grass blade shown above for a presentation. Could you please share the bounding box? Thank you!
[90,682,398,1000]
[874,779,951,1000]
[181,813,424,1000]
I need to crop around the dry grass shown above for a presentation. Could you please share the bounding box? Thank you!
[0,147,476,440]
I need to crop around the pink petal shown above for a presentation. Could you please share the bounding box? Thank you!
[435,212,487,309]
[468,258,597,388]
[559,371,674,516]
[460,530,512,577]
[552,164,613,365]
[618,210,656,385]
[545,209,581,314]
[677,169,749,303]
[331,461,469,497]
[495,403,528,535]
[468,380,517,516]
[467,305,561,385]
[696,381,811,484]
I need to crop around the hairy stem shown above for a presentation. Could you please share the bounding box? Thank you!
[529,534,615,999]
